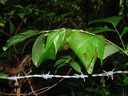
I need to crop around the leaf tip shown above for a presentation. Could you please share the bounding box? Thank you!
[3,46,8,51]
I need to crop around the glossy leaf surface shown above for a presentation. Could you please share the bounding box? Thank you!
[97,36,105,64]
[3,30,40,51]
[66,31,105,74]
[32,29,66,67]
[43,29,65,60]
[32,34,45,67]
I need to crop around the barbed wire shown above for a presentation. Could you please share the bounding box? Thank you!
[0,69,128,82]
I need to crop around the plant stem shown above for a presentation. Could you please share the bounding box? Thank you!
[0,30,12,37]
[113,25,126,50]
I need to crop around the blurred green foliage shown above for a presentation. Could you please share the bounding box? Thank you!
[0,0,128,96]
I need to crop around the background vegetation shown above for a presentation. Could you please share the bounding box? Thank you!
[0,0,128,96]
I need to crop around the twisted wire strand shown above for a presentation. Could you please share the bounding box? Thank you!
[0,70,128,81]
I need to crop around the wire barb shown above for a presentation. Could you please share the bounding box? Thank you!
[103,69,115,80]
[0,70,128,81]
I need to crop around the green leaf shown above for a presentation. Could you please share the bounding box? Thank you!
[32,34,45,67]
[93,26,116,33]
[23,18,27,24]
[123,77,128,85]
[88,53,97,74]
[27,7,34,13]
[3,30,40,51]
[55,63,66,73]
[15,5,24,9]
[18,13,25,19]
[120,27,128,37]
[84,88,103,95]
[103,43,120,59]
[88,16,123,27]
[124,62,128,66]
[9,21,15,35]
[0,73,8,77]
[97,36,105,64]
[43,29,65,59]
[54,59,67,67]
[0,73,8,82]
[0,52,7,58]
[66,31,105,74]
[70,62,81,73]
[126,44,128,51]
[9,10,16,16]
[32,29,66,67]
[71,90,76,96]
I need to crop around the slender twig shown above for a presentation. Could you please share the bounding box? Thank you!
[113,25,126,50]
[0,30,12,37]
[15,20,24,35]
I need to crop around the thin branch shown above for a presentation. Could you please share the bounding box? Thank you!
[15,20,24,35]
[113,25,126,50]
[0,30,12,37]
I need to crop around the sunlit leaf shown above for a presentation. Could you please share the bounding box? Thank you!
[4,28,107,74]
[42,29,65,60]
[88,16,123,27]
[88,52,97,74]
[32,29,66,67]
[32,34,45,67]
[97,36,105,64]
[3,30,40,51]
[66,31,105,74]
